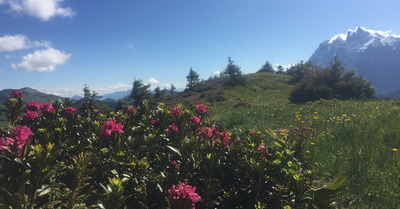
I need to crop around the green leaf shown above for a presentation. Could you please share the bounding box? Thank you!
[166,145,181,156]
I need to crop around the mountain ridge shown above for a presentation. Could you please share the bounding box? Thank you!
[309,27,400,95]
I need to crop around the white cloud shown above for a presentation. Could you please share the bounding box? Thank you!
[11,47,71,72]
[0,34,30,52]
[147,77,159,84]
[1,0,75,21]
[274,63,294,70]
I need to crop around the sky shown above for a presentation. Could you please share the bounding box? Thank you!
[1,0,400,97]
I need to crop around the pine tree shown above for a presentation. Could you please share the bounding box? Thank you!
[224,57,245,86]
[258,61,274,73]
[186,67,200,90]
[130,79,151,107]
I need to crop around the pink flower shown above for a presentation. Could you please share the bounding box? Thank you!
[189,116,201,126]
[170,107,182,118]
[250,130,255,135]
[25,100,39,111]
[166,123,179,135]
[198,127,214,138]
[127,106,137,114]
[64,107,77,116]
[170,160,178,173]
[0,137,15,151]
[218,130,231,148]
[257,145,268,160]
[11,126,33,151]
[11,90,22,98]
[99,119,124,140]
[22,111,38,121]
[40,103,55,114]
[168,183,201,209]
[195,104,207,116]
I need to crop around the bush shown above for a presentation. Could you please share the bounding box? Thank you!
[290,58,375,103]
[0,91,345,208]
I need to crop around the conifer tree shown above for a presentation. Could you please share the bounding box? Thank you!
[186,67,200,90]
[130,79,151,107]
[224,57,245,86]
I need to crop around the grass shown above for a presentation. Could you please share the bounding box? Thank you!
[167,73,400,208]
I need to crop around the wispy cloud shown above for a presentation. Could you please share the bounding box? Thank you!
[11,47,71,72]
[0,0,75,21]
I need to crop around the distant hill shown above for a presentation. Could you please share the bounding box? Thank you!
[309,27,400,96]
[100,90,130,100]
[0,87,65,126]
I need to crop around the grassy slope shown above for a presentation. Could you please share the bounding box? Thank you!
[167,73,400,208]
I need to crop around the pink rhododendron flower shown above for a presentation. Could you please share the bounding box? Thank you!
[165,123,179,135]
[168,183,201,209]
[170,107,182,118]
[64,107,77,116]
[127,106,137,114]
[170,160,178,173]
[0,137,15,151]
[250,130,255,135]
[11,90,22,98]
[22,111,38,121]
[198,127,214,138]
[40,103,55,114]
[25,100,39,111]
[217,130,231,148]
[189,116,201,126]
[11,126,33,152]
[195,104,207,116]
[99,119,124,140]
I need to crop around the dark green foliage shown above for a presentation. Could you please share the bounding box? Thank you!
[286,61,316,84]
[186,67,200,90]
[290,58,375,103]
[258,61,274,73]
[80,84,102,117]
[130,79,151,107]
[223,57,246,86]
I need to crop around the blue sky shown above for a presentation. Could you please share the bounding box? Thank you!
[1,0,400,97]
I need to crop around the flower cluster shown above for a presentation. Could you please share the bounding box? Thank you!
[0,137,15,151]
[189,116,201,126]
[198,127,231,148]
[170,107,182,118]
[2,126,34,153]
[23,110,39,122]
[165,123,179,135]
[11,90,22,99]
[195,104,207,116]
[40,103,55,114]
[64,107,77,116]
[127,106,137,114]
[168,183,201,209]
[25,100,39,111]
[99,119,124,140]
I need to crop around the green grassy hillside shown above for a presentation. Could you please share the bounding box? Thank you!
[166,72,400,208]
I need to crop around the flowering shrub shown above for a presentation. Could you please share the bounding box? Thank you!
[64,106,77,116]
[195,104,207,116]
[40,102,55,114]
[0,90,345,208]
[99,119,124,140]
[170,106,182,118]
[22,110,38,122]
[11,89,22,98]
[168,183,201,209]
[25,100,39,111]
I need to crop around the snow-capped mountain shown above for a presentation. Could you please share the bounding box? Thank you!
[309,27,400,95]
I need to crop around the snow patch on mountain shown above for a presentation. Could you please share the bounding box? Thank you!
[310,27,400,95]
